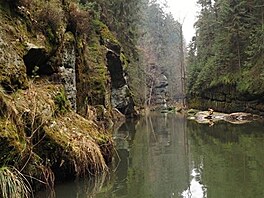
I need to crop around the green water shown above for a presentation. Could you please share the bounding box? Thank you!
[38,113,264,198]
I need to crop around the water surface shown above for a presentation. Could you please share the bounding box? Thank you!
[38,113,264,198]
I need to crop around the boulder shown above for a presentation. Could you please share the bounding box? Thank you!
[188,109,257,125]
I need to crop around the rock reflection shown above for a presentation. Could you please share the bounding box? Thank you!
[36,173,109,198]
[108,113,190,198]
[38,114,264,198]
[181,165,207,198]
[111,119,138,197]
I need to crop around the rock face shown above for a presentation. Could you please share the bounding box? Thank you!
[188,85,264,116]
[147,64,169,107]
[111,85,135,115]
[106,49,136,117]
[146,63,169,109]
[0,2,137,118]
[58,32,77,111]
[152,73,168,105]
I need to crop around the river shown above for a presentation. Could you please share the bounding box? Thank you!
[37,113,264,198]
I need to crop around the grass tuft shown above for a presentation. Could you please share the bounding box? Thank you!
[45,112,109,176]
[0,166,31,198]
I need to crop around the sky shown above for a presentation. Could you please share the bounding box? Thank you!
[164,0,200,44]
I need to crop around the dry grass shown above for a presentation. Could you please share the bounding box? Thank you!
[13,82,110,175]
[0,86,22,130]
[0,81,112,193]
[0,83,58,187]
[13,81,111,176]
[45,112,109,176]
[0,166,32,198]
[36,1,65,35]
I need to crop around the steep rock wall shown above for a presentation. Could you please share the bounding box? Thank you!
[0,1,136,119]
[0,0,137,192]
[188,84,264,115]
[147,64,169,107]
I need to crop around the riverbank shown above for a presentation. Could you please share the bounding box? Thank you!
[0,81,114,195]
[0,1,134,195]
[147,102,263,125]
[188,94,264,116]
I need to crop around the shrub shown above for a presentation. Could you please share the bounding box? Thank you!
[68,3,91,35]
[36,2,64,39]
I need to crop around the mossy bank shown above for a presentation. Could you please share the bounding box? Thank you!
[0,0,137,196]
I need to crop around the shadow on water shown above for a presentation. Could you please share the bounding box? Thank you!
[36,173,110,198]
[37,114,264,198]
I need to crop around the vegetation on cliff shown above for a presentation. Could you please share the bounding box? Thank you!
[0,81,112,196]
[187,0,264,114]
[0,0,143,195]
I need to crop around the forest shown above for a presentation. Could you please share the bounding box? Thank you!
[187,0,264,114]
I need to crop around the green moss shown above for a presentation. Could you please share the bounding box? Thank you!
[76,28,111,108]
[54,90,70,115]
[93,20,120,46]
[120,52,129,70]
[188,98,203,110]
[64,31,75,43]
[0,119,24,166]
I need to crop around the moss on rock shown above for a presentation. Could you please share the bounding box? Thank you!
[0,83,113,191]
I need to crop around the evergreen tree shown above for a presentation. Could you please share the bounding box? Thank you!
[187,0,264,102]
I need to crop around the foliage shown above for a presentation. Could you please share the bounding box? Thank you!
[68,2,91,35]
[187,0,264,99]
[54,90,70,115]
[97,0,141,56]
[137,0,184,104]
[36,1,64,38]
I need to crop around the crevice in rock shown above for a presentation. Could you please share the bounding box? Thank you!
[23,48,54,76]
[106,51,137,117]
[106,51,125,89]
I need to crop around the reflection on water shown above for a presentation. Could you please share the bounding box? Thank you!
[182,166,207,198]
[108,113,190,198]
[37,113,264,198]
